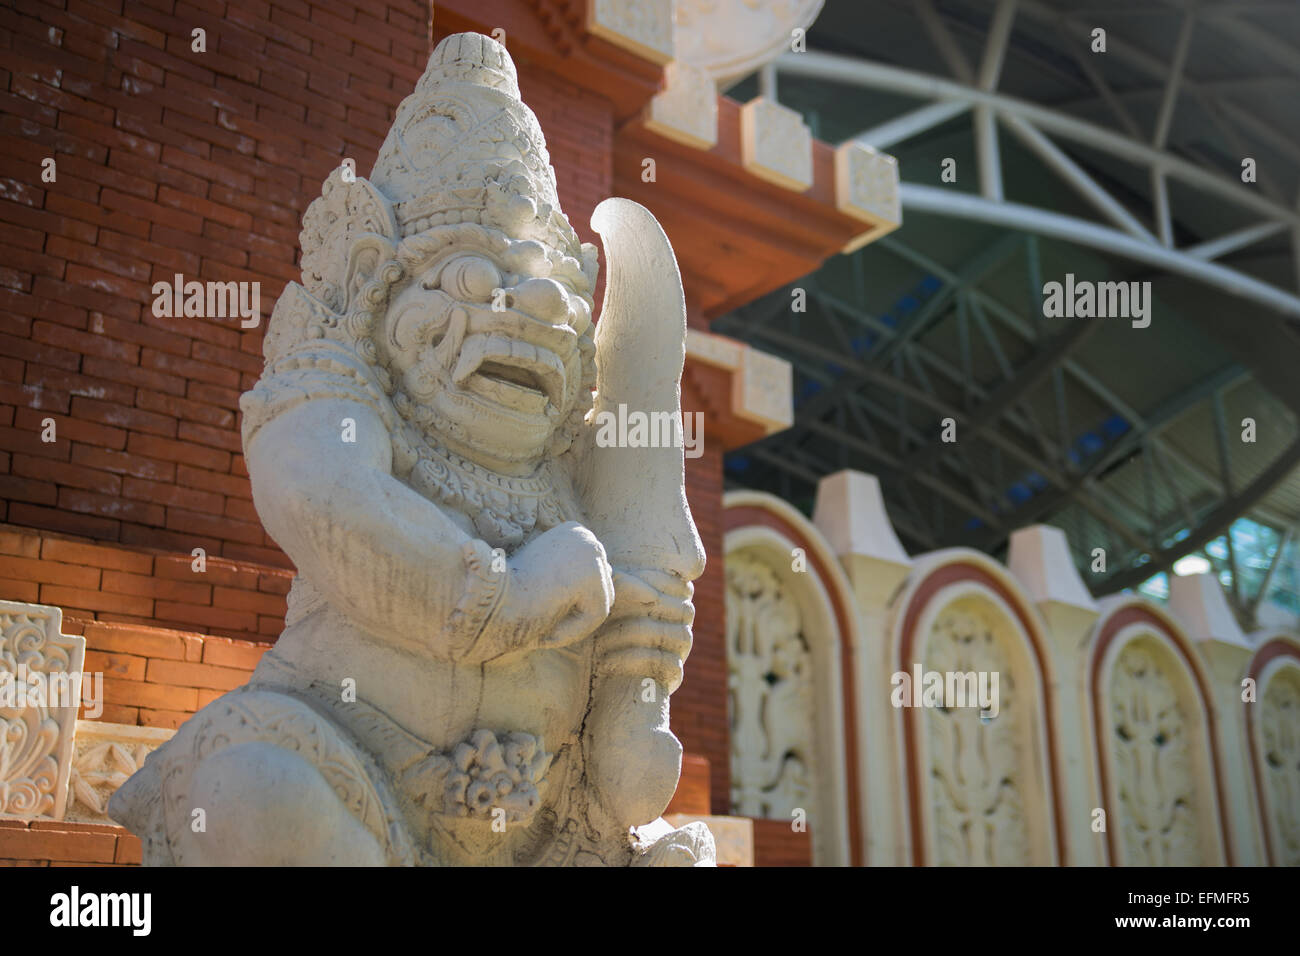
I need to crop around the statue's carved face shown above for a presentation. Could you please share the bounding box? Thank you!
[380,231,594,469]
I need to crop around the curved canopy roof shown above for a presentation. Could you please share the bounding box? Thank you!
[715,0,1300,626]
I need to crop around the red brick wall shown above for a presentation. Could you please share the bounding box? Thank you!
[0,524,289,640]
[664,753,710,816]
[680,441,730,816]
[0,819,142,866]
[0,5,627,557]
[65,616,267,729]
[0,0,430,563]
[753,819,813,867]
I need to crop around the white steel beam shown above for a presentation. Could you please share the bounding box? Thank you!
[899,183,1300,317]
[975,106,1002,201]
[1000,113,1157,241]
[775,49,1300,230]
[1152,169,1173,247]
[978,0,1019,90]
[1185,221,1288,260]
[1050,20,1142,139]
[1153,10,1197,148]
[853,100,970,150]
[1173,2,1300,78]
[914,0,974,84]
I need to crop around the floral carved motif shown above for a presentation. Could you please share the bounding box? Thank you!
[1109,639,1201,865]
[1260,666,1300,866]
[924,605,1030,866]
[67,722,173,823]
[0,601,84,821]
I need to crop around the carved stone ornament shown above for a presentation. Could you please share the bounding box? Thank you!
[66,721,173,824]
[726,553,814,819]
[0,600,85,821]
[645,61,719,150]
[740,97,813,192]
[1109,640,1201,866]
[1259,666,1300,866]
[110,32,714,867]
[675,0,826,87]
[925,605,1030,866]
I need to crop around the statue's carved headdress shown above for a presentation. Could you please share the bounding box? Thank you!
[370,32,585,261]
[285,32,597,328]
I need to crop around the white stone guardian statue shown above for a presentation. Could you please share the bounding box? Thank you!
[110,32,713,867]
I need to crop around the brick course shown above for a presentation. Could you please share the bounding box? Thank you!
[0,523,289,641]
[0,818,142,866]
[67,617,269,727]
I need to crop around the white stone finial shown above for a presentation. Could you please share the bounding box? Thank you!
[812,470,908,564]
[1008,525,1099,645]
[1008,525,1097,611]
[1168,571,1250,647]
[813,471,910,607]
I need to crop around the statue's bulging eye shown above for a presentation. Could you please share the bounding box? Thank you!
[441,255,501,302]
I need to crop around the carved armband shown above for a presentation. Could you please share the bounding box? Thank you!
[446,539,509,659]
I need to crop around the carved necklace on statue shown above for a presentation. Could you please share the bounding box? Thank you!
[407,441,571,550]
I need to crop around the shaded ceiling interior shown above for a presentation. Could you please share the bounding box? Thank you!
[715,0,1300,609]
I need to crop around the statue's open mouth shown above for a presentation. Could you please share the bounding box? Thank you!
[451,333,568,414]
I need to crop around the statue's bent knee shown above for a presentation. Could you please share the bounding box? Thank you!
[178,742,386,867]
[110,688,412,866]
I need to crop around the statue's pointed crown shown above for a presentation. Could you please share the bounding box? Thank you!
[369,32,582,261]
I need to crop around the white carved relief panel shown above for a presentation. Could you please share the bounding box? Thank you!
[675,0,825,85]
[726,552,814,819]
[1107,637,1204,865]
[922,598,1036,866]
[0,600,85,820]
[67,721,175,824]
[1260,665,1300,866]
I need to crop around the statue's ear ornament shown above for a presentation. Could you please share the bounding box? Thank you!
[258,167,414,376]
[299,167,400,314]
[261,282,338,365]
